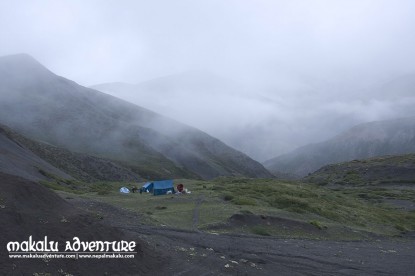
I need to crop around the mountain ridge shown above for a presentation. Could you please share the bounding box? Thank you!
[0,54,272,180]
[263,116,415,177]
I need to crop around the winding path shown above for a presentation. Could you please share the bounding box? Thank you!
[192,195,205,231]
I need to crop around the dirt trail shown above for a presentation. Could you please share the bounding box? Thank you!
[192,195,204,231]
[67,196,415,276]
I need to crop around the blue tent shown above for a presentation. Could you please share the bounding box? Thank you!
[142,182,153,193]
[142,180,175,196]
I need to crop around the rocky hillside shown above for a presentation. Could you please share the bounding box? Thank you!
[263,117,415,177]
[306,154,415,187]
[0,54,272,179]
[0,124,141,182]
[0,172,161,275]
[0,125,72,181]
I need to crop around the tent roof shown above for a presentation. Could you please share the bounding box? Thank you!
[120,187,130,193]
[153,180,173,189]
[142,180,173,190]
[142,182,152,189]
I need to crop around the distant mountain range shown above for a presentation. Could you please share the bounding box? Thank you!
[0,54,272,180]
[263,117,415,177]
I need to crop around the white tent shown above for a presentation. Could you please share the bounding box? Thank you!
[119,187,130,193]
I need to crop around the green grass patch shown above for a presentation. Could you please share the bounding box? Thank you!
[231,197,256,206]
[309,220,326,230]
[395,224,408,232]
[50,177,415,237]
[251,226,271,236]
[89,182,113,195]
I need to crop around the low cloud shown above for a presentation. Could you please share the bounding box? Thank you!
[1,0,415,160]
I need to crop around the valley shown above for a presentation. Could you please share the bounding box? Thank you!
[1,54,414,275]
[2,1,415,275]
[29,172,415,275]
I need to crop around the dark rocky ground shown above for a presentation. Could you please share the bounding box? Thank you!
[0,172,165,275]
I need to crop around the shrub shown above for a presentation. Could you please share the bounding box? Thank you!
[309,220,325,230]
[251,226,271,236]
[270,195,311,212]
[232,197,256,206]
[223,194,234,201]
[97,190,110,195]
[240,209,253,215]
[40,180,86,194]
[89,183,112,195]
[395,224,408,232]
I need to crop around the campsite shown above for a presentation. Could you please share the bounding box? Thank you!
[2,169,415,275]
[35,175,415,275]
[48,177,415,238]
[2,1,415,275]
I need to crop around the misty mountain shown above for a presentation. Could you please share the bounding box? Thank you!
[263,117,415,177]
[90,71,252,132]
[376,74,415,99]
[92,70,415,163]
[92,71,309,161]
[92,70,244,100]
[0,124,141,182]
[0,54,272,180]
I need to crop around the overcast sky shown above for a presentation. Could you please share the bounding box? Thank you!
[1,0,415,86]
[1,0,415,160]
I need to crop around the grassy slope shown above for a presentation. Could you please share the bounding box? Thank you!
[306,153,415,187]
[303,154,415,236]
[0,123,197,181]
[45,176,415,239]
